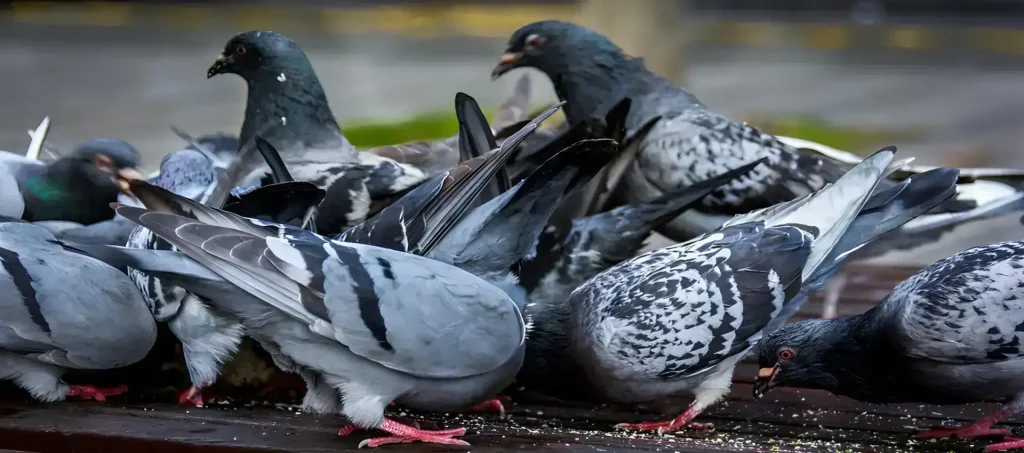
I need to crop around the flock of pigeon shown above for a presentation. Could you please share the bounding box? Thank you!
[3,20,1024,451]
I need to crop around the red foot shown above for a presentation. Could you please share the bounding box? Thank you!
[467,397,507,418]
[66,384,128,402]
[353,418,469,448]
[176,386,205,406]
[917,424,1011,440]
[985,437,1024,452]
[614,404,712,435]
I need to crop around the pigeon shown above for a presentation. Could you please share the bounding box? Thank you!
[755,240,1024,452]
[1,138,145,225]
[105,181,526,448]
[515,157,766,325]
[492,20,1024,314]
[0,221,156,402]
[514,147,959,433]
[208,30,511,236]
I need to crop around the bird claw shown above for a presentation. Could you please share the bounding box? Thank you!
[353,418,469,448]
[917,425,1011,440]
[467,397,507,418]
[357,435,469,449]
[984,437,1024,452]
[175,386,205,406]
[66,384,128,402]
[614,420,713,435]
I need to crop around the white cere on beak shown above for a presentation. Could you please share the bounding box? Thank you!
[277,73,287,82]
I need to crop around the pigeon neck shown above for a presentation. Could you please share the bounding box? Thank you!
[22,161,116,223]
[800,316,908,402]
[517,299,596,400]
[548,55,642,126]
[240,66,343,150]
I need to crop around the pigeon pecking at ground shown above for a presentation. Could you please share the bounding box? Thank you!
[514,147,959,434]
[514,157,766,334]
[0,221,156,403]
[755,240,1024,452]
[0,138,145,225]
[490,20,1024,315]
[103,178,527,448]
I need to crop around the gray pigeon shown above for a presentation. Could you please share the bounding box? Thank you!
[1,138,145,225]
[515,147,958,434]
[108,186,525,448]
[0,222,156,402]
[515,157,766,329]
[491,22,1024,289]
[756,240,1024,452]
[208,31,530,236]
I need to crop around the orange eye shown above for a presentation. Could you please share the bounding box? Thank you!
[236,45,247,55]
[778,349,795,360]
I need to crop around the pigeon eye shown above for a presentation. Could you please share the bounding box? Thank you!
[525,34,545,49]
[778,349,795,361]
[235,45,247,55]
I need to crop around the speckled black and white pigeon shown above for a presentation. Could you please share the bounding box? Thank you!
[0,138,145,225]
[491,22,1022,280]
[105,180,526,448]
[515,157,766,328]
[0,221,156,402]
[756,240,1024,452]
[515,147,959,434]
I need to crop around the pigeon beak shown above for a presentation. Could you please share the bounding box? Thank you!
[491,52,521,80]
[207,55,228,79]
[114,168,146,196]
[752,363,782,399]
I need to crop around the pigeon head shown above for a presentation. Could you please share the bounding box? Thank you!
[208,30,310,80]
[492,21,643,125]
[753,319,847,399]
[208,30,341,150]
[152,149,218,200]
[63,138,145,197]
[492,21,625,80]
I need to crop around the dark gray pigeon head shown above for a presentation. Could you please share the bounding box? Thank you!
[754,318,858,398]
[492,21,652,126]
[492,20,628,80]
[207,30,340,149]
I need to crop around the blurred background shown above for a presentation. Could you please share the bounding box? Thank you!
[1,0,1023,262]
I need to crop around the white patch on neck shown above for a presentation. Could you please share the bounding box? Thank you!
[277,73,287,82]
[281,116,287,126]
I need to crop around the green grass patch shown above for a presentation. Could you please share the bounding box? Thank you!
[740,115,927,156]
[342,109,920,156]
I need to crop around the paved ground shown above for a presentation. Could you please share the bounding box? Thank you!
[1,20,1023,264]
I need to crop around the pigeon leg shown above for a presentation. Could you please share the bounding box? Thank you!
[467,397,507,418]
[355,418,469,448]
[820,271,847,319]
[984,437,1024,452]
[66,384,128,402]
[176,385,206,406]
[614,403,713,435]
[917,408,1015,439]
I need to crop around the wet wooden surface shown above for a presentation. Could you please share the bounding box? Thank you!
[2,263,1019,452]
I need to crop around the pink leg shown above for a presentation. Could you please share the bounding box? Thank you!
[614,403,713,435]
[917,408,1015,439]
[985,438,1024,452]
[66,384,128,402]
[467,397,507,418]
[176,385,206,406]
[356,418,469,448]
